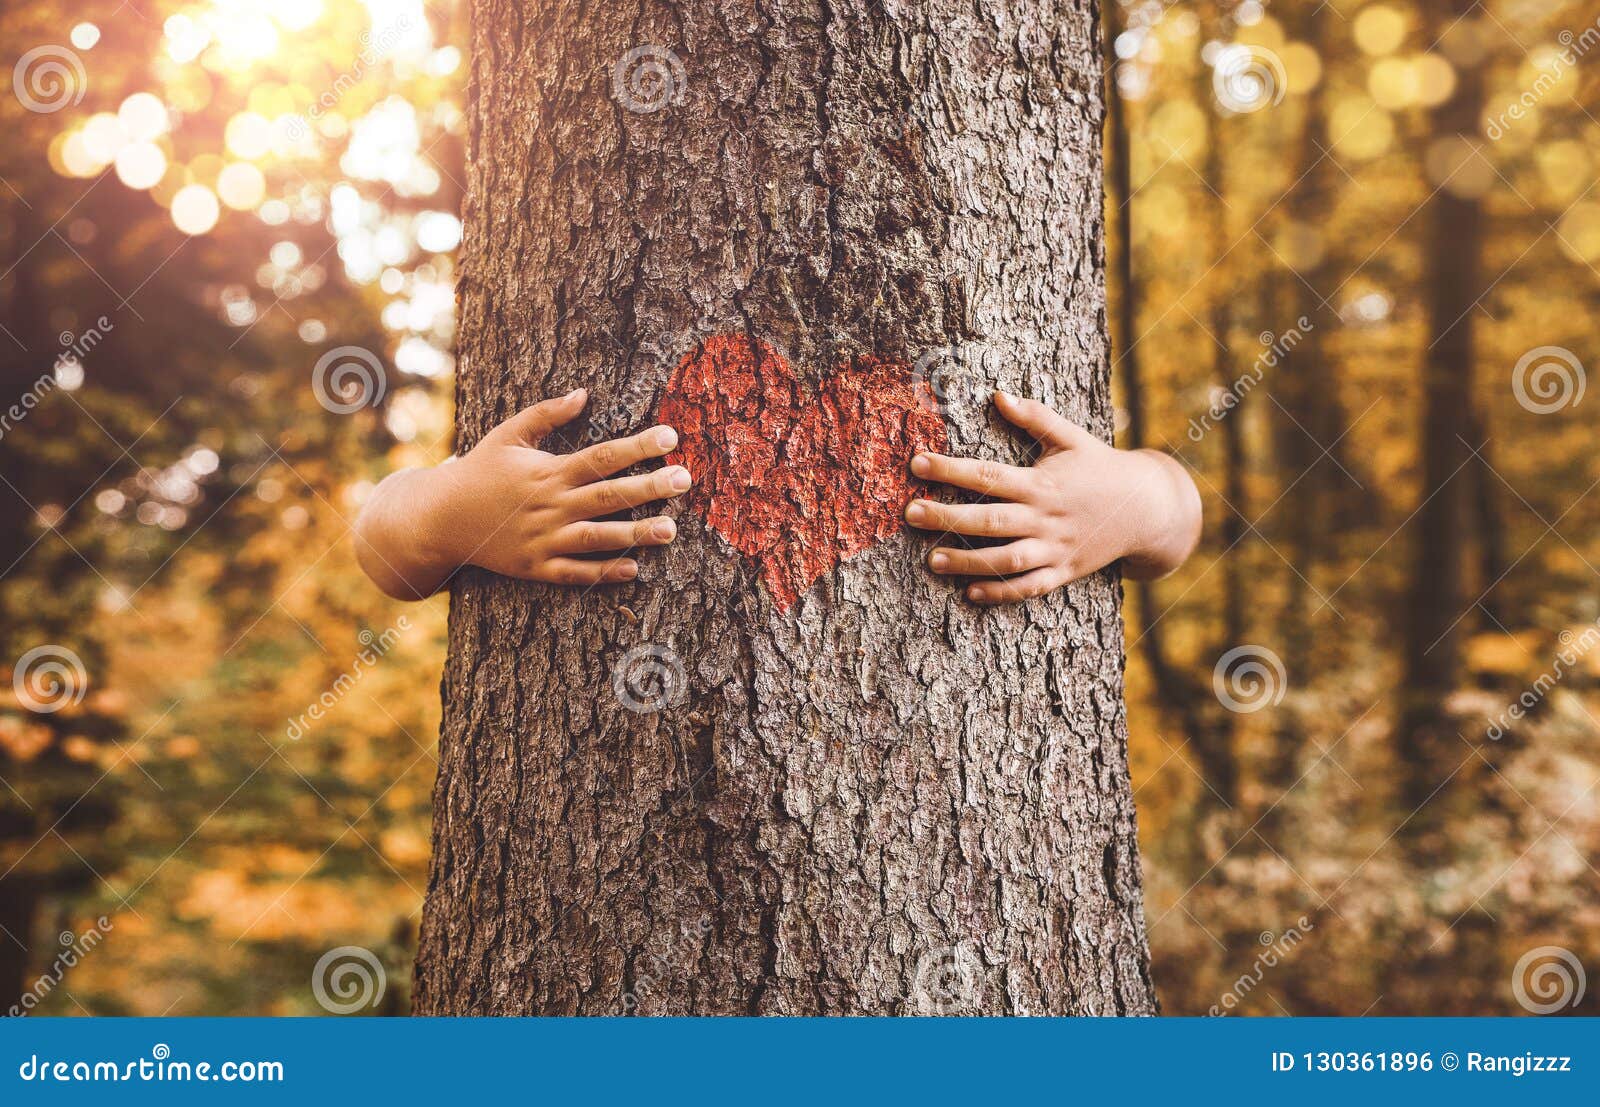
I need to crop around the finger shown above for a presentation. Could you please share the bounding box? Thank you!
[565,465,693,517]
[928,539,1052,578]
[496,389,588,445]
[910,451,1034,500]
[565,425,679,484]
[538,556,640,586]
[550,516,677,555]
[967,566,1067,605]
[904,498,1033,538]
[994,391,1095,452]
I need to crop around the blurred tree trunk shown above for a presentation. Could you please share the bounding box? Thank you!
[0,876,35,1005]
[1106,4,1144,455]
[1467,404,1506,630]
[1192,60,1242,812]
[1106,0,1218,802]
[1263,2,1339,817]
[415,0,1156,1015]
[1218,390,1248,643]
[0,205,45,588]
[1400,0,1485,818]
[0,204,45,1004]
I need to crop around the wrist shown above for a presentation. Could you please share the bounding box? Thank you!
[1120,449,1200,579]
[408,458,475,574]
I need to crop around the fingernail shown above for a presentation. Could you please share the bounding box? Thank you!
[996,390,1014,404]
[929,551,948,571]
[653,519,676,541]
[906,501,927,524]
[910,454,931,477]
[668,467,692,491]
[568,387,587,402]
[620,560,638,579]
[655,426,679,450]
[969,585,987,602]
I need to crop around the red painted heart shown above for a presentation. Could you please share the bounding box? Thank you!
[660,334,948,611]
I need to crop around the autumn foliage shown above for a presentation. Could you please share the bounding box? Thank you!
[1,0,1597,1015]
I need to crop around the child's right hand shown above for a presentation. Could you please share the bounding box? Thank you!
[354,388,692,600]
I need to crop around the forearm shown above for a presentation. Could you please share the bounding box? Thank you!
[353,465,464,600]
[1120,449,1202,581]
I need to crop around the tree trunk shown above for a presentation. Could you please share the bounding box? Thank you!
[1190,58,1240,812]
[1466,403,1505,632]
[1262,2,1337,817]
[1105,5,1143,454]
[1399,0,1484,819]
[415,0,1156,1016]
[1107,0,1216,803]
[0,876,36,1007]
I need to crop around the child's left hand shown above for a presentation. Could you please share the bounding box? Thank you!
[905,391,1202,605]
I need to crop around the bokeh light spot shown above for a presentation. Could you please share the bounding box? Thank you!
[1354,5,1407,56]
[114,142,168,190]
[172,184,221,236]
[218,162,267,210]
[225,112,273,160]
[118,93,170,142]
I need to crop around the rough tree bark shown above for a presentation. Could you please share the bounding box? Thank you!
[415,0,1156,1015]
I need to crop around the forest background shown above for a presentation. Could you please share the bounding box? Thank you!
[1,0,1596,1016]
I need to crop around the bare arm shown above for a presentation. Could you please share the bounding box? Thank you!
[1117,447,1203,581]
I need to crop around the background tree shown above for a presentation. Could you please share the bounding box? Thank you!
[1107,0,1225,819]
[1398,0,1488,825]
